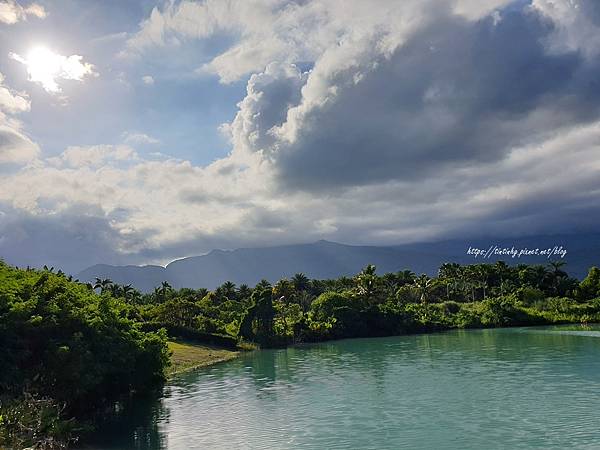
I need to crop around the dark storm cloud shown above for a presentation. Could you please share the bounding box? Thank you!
[266,4,598,191]
[0,204,148,273]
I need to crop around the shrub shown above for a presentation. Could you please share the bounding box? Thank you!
[138,322,239,349]
[0,263,170,415]
[0,394,80,450]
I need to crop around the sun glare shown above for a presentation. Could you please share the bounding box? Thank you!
[10,45,96,93]
[24,46,63,92]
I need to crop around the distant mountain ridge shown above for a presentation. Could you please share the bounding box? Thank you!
[76,235,600,292]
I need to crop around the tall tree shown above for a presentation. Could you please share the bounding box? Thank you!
[292,273,310,292]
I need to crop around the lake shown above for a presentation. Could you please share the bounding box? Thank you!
[85,325,600,449]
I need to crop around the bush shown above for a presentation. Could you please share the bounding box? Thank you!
[309,292,369,338]
[516,287,545,306]
[139,322,239,349]
[577,267,600,301]
[441,301,461,315]
[0,263,170,415]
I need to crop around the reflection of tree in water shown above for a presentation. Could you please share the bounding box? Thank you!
[246,349,277,391]
[254,339,396,397]
[79,387,168,450]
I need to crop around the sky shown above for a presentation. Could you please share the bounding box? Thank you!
[0,0,599,273]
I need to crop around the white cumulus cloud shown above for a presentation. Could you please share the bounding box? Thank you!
[122,132,160,146]
[0,72,38,165]
[0,0,46,24]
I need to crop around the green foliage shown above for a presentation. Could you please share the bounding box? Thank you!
[138,322,238,349]
[309,291,364,338]
[577,267,600,301]
[238,288,277,346]
[0,262,170,448]
[516,286,546,305]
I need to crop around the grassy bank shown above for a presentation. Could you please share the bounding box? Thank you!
[167,340,240,376]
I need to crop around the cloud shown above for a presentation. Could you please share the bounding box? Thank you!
[1,117,600,270]
[47,144,138,169]
[10,47,97,93]
[0,73,29,113]
[142,75,154,85]
[0,124,39,165]
[210,0,600,195]
[2,0,600,271]
[533,0,600,58]
[0,204,139,273]
[0,144,270,268]
[0,72,37,166]
[0,0,46,24]
[126,0,516,83]
[122,132,160,146]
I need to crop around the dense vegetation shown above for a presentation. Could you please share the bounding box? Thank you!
[119,260,600,345]
[2,259,600,448]
[0,262,169,449]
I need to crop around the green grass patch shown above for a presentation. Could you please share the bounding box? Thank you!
[167,340,240,376]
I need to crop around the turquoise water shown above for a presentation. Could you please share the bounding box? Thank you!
[85,326,600,449]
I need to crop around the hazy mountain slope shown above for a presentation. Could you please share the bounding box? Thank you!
[76,234,600,292]
[164,240,439,288]
[76,264,167,293]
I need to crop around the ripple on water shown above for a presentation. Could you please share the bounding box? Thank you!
[83,325,600,449]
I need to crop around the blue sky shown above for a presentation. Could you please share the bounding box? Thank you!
[0,0,245,165]
[1,0,600,272]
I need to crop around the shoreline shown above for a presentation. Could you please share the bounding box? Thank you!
[167,341,242,377]
[167,321,597,377]
[289,320,598,349]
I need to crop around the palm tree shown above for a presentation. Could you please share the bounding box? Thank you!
[109,284,123,298]
[255,279,272,291]
[129,289,142,304]
[494,261,510,296]
[220,281,237,300]
[121,284,135,301]
[548,260,567,277]
[464,265,480,301]
[273,279,294,301]
[396,270,416,287]
[94,278,113,294]
[296,290,314,312]
[382,273,399,295]
[413,274,435,304]
[438,263,461,299]
[355,264,381,302]
[292,273,310,292]
[474,265,492,299]
[155,281,173,302]
[548,261,568,296]
[237,284,252,299]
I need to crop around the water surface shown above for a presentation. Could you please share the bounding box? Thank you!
[86,325,600,449]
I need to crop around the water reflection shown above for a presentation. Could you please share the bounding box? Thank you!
[81,325,600,450]
[81,388,167,449]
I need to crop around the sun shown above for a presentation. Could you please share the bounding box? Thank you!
[23,46,64,92]
[10,45,96,94]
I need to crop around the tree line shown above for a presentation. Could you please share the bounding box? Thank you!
[92,260,600,346]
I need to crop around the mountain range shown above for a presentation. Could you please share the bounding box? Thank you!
[75,234,600,292]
